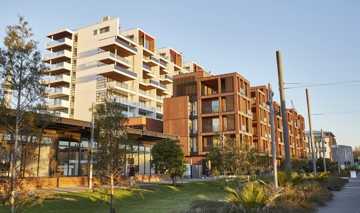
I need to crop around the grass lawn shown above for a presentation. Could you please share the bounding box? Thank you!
[25,179,230,213]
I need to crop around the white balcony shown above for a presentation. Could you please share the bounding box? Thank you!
[48,62,72,75]
[159,75,173,84]
[139,89,154,100]
[45,37,72,52]
[47,74,71,87]
[53,111,69,118]
[48,87,70,98]
[97,51,131,69]
[107,81,136,95]
[98,37,137,57]
[42,49,72,64]
[48,99,69,110]
[96,64,137,82]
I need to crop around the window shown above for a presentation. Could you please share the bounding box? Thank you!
[99,26,110,34]
[93,30,98,35]
[96,90,106,102]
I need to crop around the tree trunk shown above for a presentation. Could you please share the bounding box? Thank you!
[110,173,115,213]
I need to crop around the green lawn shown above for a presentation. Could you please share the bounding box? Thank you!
[25,179,230,213]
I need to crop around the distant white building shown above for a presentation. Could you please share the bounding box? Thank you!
[306,130,336,160]
[331,145,354,167]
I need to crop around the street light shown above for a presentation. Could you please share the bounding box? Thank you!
[88,102,95,190]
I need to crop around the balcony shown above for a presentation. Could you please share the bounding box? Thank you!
[142,64,151,73]
[156,95,163,102]
[42,50,72,64]
[97,64,137,82]
[98,37,137,57]
[174,63,182,71]
[108,81,136,95]
[159,75,173,84]
[47,74,71,87]
[202,107,219,114]
[139,79,160,90]
[156,106,163,113]
[45,37,72,52]
[48,99,69,110]
[53,111,69,118]
[113,96,136,107]
[48,87,70,98]
[139,89,154,100]
[202,125,220,133]
[159,60,167,68]
[98,51,131,69]
[48,62,72,75]
[160,67,169,75]
[138,102,155,112]
[143,56,159,67]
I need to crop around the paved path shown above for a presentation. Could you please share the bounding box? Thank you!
[317,173,360,213]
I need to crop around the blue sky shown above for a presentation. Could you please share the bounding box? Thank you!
[1,1,359,148]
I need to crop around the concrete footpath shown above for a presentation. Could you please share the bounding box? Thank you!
[317,173,360,213]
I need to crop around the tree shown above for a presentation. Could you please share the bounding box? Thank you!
[151,138,187,185]
[0,16,50,213]
[353,146,360,163]
[92,95,135,213]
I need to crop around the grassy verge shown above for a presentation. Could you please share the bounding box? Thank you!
[25,180,229,213]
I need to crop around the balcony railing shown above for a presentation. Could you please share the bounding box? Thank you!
[159,60,167,67]
[139,89,153,98]
[202,107,219,114]
[115,81,135,92]
[109,52,130,65]
[143,64,151,71]
[159,83,167,89]
[50,62,71,70]
[49,99,68,106]
[115,38,137,52]
[202,125,220,132]
[46,37,71,47]
[161,75,173,81]
[150,57,159,63]
[50,74,70,81]
[114,65,137,77]
[156,95,163,101]
[43,50,70,60]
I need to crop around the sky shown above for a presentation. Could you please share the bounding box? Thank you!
[1,0,359,148]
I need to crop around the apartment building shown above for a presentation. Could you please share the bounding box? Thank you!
[164,72,252,165]
[306,130,337,160]
[250,86,271,154]
[42,16,192,121]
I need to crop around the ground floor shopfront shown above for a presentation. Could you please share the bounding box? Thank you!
[0,117,178,186]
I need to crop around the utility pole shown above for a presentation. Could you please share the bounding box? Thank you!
[268,83,278,188]
[321,129,326,172]
[306,89,317,175]
[88,102,95,190]
[276,51,291,169]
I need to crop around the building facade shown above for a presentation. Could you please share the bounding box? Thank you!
[43,16,197,122]
[306,130,337,160]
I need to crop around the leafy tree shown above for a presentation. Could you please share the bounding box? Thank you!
[0,16,50,213]
[151,138,187,185]
[353,146,360,163]
[92,95,135,213]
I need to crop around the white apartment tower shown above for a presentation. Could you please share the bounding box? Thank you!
[43,16,193,121]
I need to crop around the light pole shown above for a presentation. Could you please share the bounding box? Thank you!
[88,102,95,190]
[267,83,278,188]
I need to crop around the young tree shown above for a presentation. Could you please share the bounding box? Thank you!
[151,138,187,185]
[92,96,134,213]
[0,16,50,213]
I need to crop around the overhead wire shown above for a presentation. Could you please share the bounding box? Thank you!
[284,79,360,89]
[311,110,360,115]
